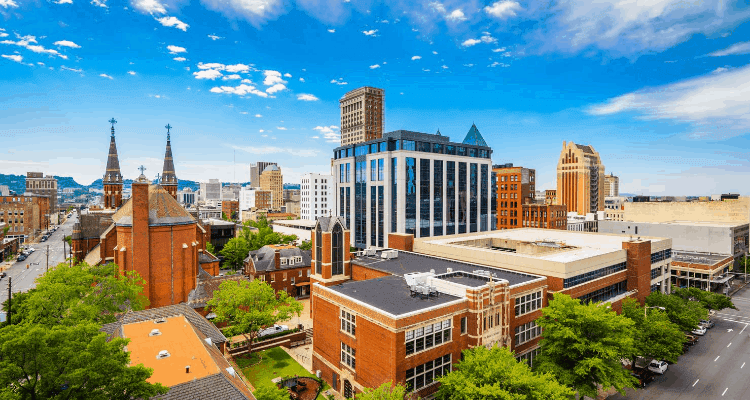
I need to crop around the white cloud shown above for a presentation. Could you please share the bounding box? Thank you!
[132,0,165,14]
[91,0,107,8]
[429,1,446,14]
[411,55,421,60]
[193,69,222,79]
[441,65,448,69]
[226,64,251,73]
[422,68,430,72]
[127,70,136,75]
[0,33,6,38]
[209,84,268,97]
[330,78,347,85]
[198,0,284,24]
[283,72,292,78]
[2,34,68,59]
[0,0,18,6]
[222,74,241,80]
[463,63,474,67]
[266,83,286,94]
[462,39,481,47]
[55,0,73,3]
[708,41,750,57]
[54,40,80,48]
[484,1,522,19]
[1,54,22,63]
[587,64,750,139]
[369,64,380,69]
[446,9,466,21]
[299,77,305,82]
[489,61,509,67]
[198,62,225,70]
[276,126,287,130]
[362,29,378,36]
[241,78,252,84]
[313,125,340,143]
[492,47,506,52]
[432,51,438,55]
[255,114,262,117]
[232,145,319,157]
[480,35,497,44]
[297,93,319,101]
[263,70,286,85]
[157,16,189,31]
[327,29,335,33]
[61,66,82,72]
[207,34,223,40]
[100,73,113,79]
[173,57,186,61]
[259,129,264,133]
[167,45,186,54]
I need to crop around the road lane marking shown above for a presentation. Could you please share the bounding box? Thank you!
[742,362,746,369]
[742,324,749,335]
[715,356,721,362]
[693,379,699,387]
[722,388,728,396]
[728,343,732,348]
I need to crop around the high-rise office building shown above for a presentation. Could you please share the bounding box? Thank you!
[301,173,334,221]
[556,141,605,215]
[493,165,535,230]
[604,173,619,197]
[250,161,277,188]
[333,125,494,248]
[260,165,283,210]
[199,179,221,202]
[339,86,385,146]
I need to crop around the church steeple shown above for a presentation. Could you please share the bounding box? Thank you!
[103,118,123,210]
[160,124,178,199]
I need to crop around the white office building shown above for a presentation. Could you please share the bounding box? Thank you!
[301,173,334,221]
[199,179,221,202]
[333,127,494,249]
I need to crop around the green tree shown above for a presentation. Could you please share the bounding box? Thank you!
[357,382,409,400]
[646,291,708,332]
[0,322,168,400]
[253,385,289,400]
[672,286,736,312]
[206,241,217,256]
[436,345,574,400]
[239,220,297,251]
[621,298,685,365]
[64,235,72,247]
[740,255,750,275]
[298,240,312,251]
[207,279,303,353]
[534,294,637,398]
[220,237,250,270]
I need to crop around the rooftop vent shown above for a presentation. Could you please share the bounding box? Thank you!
[363,248,376,256]
[226,367,236,377]
[204,338,212,345]
[154,318,167,324]
[381,250,398,259]
[149,329,162,337]
[157,350,170,359]
[186,365,191,373]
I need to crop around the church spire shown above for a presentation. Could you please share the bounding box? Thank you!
[160,124,178,199]
[103,118,123,209]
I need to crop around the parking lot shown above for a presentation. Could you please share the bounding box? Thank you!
[610,284,750,400]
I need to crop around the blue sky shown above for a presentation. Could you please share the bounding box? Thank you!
[2,0,750,195]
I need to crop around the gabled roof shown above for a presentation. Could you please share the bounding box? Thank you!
[316,216,347,232]
[462,123,488,147]
[245,245,311,272]
[112,185,196,226]
[188,271,250,309]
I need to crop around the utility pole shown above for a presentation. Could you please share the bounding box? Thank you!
[6,277,10,326]
[46,245,49,273]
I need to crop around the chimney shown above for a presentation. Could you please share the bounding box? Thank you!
[186,366,190,373]
[275,249,280,270]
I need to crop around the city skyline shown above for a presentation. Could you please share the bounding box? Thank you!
[2,1,750,195]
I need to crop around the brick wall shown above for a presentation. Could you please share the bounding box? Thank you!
[351,264,390,281]
[623,240,651,304]
[387,233,413,252]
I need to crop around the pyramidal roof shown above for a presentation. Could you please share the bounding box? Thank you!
[161,133,178,186]
[104,125,123,184]
[112,185,195,226]
[462,123,488,147]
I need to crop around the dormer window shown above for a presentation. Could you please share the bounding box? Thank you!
[280,257,288,265]
[294,256,302,264]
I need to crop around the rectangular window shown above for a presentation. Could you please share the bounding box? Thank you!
[446,161,455,235]
[270,274,275,282]
[370,159,377,181]
[515,291,543,317]
[562,262,627,288]
[341,342,356,369]
[391,157,398,232]
[339,164,345,183]
[420,159,430,238]
[378,158,384,181]
[291,276,295,284]
[378,186,384,247]
[469,163,478,233]
[433,160,443,236]
[405,157,417,236]
[514,321,542,346]
[480,164,488,231]
[405,319,451,356]
[458,162,467,234]
[402,140,416,151]
[460,317,467,334]
[578,280,628,305]
[346,163,351,183]
[405,354,451,391]
[371,186,377,246]
[516,348,541,368]
[341,310,356,335]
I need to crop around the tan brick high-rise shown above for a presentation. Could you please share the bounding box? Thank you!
[339,86,384,146]
[260,165,283,211]
[556,141,605,215]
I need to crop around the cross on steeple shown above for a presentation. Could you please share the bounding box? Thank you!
[138,165,147,175]
[109,118,117,137]
[155,172,161,181]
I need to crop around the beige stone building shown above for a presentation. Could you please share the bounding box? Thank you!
[260,165,283,211]
[25,172,58,213]
[339,86,385,146]
[556,141,605,215]
[604,173,619,197]
[622,198,750,225]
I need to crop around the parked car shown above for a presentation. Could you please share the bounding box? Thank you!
[691,326,707,336]
[258,324,289,338]
[28,248,35,253]
[648,360,668,375]
[685,334,699,346]
[631,367,657,387]
[0,271,6,279]
[17,254,27,262]
[700,319,715,329]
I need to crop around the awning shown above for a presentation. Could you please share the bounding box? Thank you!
[295,282,311,286]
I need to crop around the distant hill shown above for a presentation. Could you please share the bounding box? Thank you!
[1,173,201,193]
[283,183,301,190]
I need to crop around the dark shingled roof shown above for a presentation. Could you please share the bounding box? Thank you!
[328,275,463,316]
[158,371,255,400]
[188,273,251,309]
[200,251,220,264]
[575,144,594,154]
[245,245,311,272]
[112,185,196,226]
[100,303,227,345]
[316,216,347,232]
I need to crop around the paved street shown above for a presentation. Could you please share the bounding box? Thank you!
[0,212,77,318]
[611,285,750,400]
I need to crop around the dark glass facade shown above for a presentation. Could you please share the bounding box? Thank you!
[355,161,366,247]
[370,186,377,245]
[446,161,455,235]
[332,224,343,275]
[420,159,430,237]
[405,157,417,235]
[433,160,443,236]
[315,228,322,275]
[470,163,478,233]
[480,164,488,231]
[458,162,467,234]
[391,158,397,232]
[377,186,384,247]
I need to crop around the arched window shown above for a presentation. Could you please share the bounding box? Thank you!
[332,223,343,275]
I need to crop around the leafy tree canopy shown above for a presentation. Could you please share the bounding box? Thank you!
[207,279,303,353]
[298,240,312,251]
[205,241,216,256]
[253,385,289,400]
[534,294,637,399]
[645,291,708,332]
[219,237,250,270]
[437,345,574,400]
[672,287,736,312]
[621,298,685,365]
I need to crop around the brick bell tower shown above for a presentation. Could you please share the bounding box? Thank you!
[160,124,178,200]
[103,118,124,210]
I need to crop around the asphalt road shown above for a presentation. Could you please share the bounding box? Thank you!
[610,284,750,400]
[0,212,77,317]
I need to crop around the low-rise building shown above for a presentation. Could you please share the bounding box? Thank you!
[25,172,58,213]
[178,188,196,205]
[270,219,316,243]
[670,252,734,293]
[566,212,599,232]
[0,194,50,242]
[244,244,312,299]
[239,187,272,212]
[204,218,237,250]
[222,200,240,220]
[522,204,567,230]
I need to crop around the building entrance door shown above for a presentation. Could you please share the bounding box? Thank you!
[343,380,353,398]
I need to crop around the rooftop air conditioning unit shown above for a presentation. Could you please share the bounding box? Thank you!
[149,329,162,337]
[157,350,170,359]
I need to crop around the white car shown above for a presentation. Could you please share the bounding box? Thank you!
[258,324,289,338]
[691,326,706,336]
[648,360,668,375]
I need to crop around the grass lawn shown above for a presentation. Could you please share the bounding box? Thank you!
[238,347,331,399]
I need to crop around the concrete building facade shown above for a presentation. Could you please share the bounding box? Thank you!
[178,188,196,205]
[250,162,277,188]
[493,165,535,230]
[301,173,334,221]
[199,179,221,203]
[239,187,272,211]
[340,86,385,146]
[556,141,605,215]
[25,172,58,214]
[604,173,619,197]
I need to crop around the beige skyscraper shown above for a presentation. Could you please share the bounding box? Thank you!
[339,86,384,146]
[260,165,283,211]
[556,141,605,215]
[604,173,619,197]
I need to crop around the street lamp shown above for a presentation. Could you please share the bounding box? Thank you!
[645,306,665,318]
